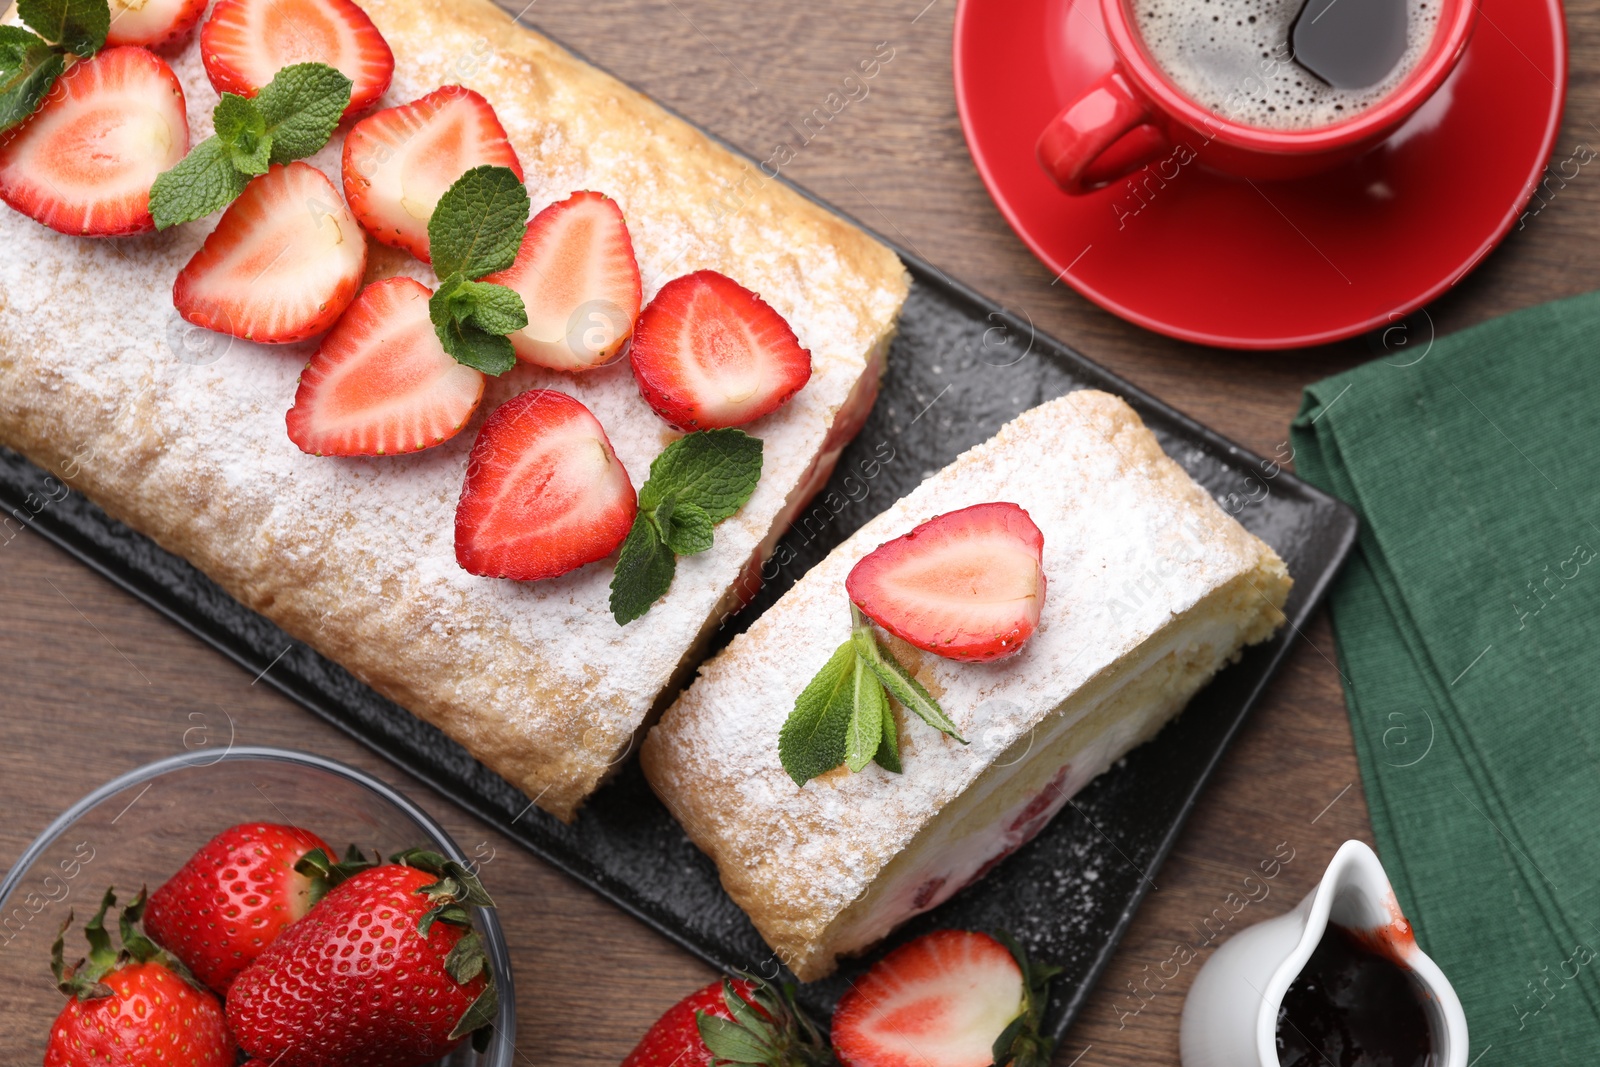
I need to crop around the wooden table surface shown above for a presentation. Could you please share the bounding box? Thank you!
[3,0,1596,1063]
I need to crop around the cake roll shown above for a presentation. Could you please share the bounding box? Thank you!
[0,0,909,821]
[642,390,1291,979]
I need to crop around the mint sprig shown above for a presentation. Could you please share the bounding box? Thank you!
[609,429,763,625]
[0,0,110,134]
[850,605,964,738]
[844,646,889,773]
[777,640,855,785]
[214,93,269,175]
[429,164,528,279]
[0,29,64,131]
[778,605,966,787]
[252,62,354,159]
[150,63,352,230]
[16,0,106,56]
[426,165,531,375]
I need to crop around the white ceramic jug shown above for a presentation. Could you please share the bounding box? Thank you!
[1180,839,1468,1067]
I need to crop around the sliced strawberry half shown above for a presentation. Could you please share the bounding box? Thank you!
[342,86,523,263]
[0,47,188,237]
[629,270,812,431]
[847,502,1047,663]
[481,191,642,372]
[200,0,394,120]
[174,162,366,344]
[107,0,207,49]
[286,276,486,456]
[832,931,1027,1067]
[455,390,637,581]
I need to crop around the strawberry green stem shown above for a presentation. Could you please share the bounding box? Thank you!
[391,847,500,1048]
[694,975,832,1067]
[51,885,204,1000]
[991,932,1062,1067]
[295,843,379,905]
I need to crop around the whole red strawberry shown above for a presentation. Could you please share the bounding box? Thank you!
[226,849,498,1067]
[45,887,235,1067]
[143,821,335,992]
[623,975,830,1067]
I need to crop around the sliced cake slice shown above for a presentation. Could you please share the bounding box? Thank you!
[641,389,1291,980]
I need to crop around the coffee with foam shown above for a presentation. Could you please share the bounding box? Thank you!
[1131,0,1440,130]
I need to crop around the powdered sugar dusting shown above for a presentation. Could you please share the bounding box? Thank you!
[0,0,909,818]
[644,390,1288,963]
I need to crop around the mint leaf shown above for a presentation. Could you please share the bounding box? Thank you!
[609,513,676,624]
[231,136,272,176]
[18,0,107,56]
[253,62,352,164]
[774,610,959,785]
[875,696,901,773]
[444,278,527,335]
[429,275,525,375]
[851,605,966,743]
[647,495,674,536]
[638,428,763,522]
[214,94,270,176]
[0,27,64,133]
[428,165,530,280]
[778,639,857,786]
[435,318,517,376]
[860,640,964,741]
[655,497,714,556]
[213,93,261,145]
[845,654,886,773]
[610,429,765,625]
[150,137,251,229]
[149,63,349,229]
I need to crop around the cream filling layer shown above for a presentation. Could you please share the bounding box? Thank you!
[803,571,1280,972]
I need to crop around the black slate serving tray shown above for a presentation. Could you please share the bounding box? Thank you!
[0,244,1357,1039]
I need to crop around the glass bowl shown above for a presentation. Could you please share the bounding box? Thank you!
[0,746,516,1066]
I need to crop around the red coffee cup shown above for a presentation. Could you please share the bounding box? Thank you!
[1036,0,1480,194]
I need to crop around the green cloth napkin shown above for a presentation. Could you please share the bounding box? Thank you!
[1290,291,1600,1064]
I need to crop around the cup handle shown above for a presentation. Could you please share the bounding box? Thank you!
[1035,70,1171,195]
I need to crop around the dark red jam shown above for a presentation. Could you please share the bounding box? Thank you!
[1276,923,1433,1067]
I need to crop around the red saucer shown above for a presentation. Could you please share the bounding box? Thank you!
[953,0,1567,350]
